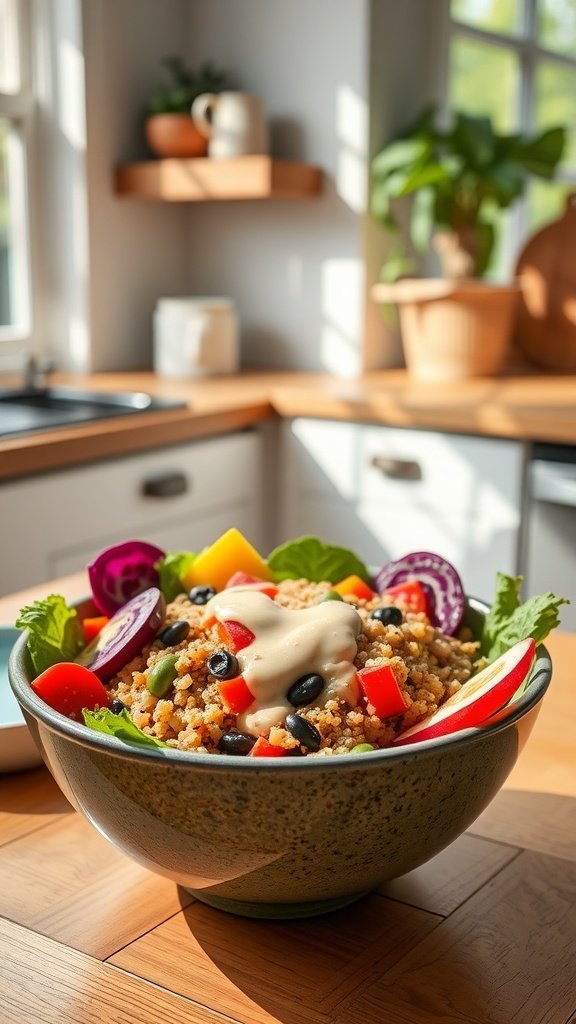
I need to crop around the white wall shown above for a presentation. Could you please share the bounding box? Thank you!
[182,0,370,375]
[75,0,441,375]
[81,0,191,372]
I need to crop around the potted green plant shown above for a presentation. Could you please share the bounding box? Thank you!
[144,56,229,158]
[370,106,566,380]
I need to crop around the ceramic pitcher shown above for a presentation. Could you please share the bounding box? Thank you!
[191,91,268,158]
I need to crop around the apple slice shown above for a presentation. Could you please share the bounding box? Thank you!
[394,637,536,746]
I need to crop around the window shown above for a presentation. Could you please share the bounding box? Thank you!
[0,0,33,346]
[446,0,576,273]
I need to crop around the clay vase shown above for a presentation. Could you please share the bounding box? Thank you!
[371,278,520,382]
[145,114,208,158]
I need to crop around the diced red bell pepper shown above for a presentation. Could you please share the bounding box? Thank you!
[333,574,376,601]
[218,675,255,714]
[383,580,429,615]
[82,615,109,644]
[248,736,289,758]
[357,664,409,719]
[31,662,110,721]
[225,571,279,599]
[221,619,256,652]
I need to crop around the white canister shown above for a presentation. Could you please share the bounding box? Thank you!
[153,297,239,379]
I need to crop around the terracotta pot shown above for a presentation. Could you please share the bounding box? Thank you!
[371,278,520,382]
[145,113,208,158]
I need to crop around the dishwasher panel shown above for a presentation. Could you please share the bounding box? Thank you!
[525,448,576,631]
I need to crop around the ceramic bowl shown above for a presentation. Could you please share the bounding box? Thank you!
[1,625,44,773]
[8,597,552,918]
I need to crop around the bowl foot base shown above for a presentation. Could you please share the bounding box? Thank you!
[184,888,371,919]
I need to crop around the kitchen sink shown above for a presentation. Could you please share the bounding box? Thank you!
[0,387,189,438]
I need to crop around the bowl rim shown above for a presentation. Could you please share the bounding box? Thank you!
[8,596,553,772]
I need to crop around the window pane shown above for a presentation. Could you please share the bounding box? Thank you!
[526,179,569,234]
[538,0,576,55]
[449,36,519,130]
[534,60,576,172]
[0,117,28,330]
[0,0,20,94]
[451,0,521,35]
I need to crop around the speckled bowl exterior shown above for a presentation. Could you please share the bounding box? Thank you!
[9,598,552,918]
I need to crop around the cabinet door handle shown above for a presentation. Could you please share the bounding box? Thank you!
[370,456,422,481]
[141,471,190,498]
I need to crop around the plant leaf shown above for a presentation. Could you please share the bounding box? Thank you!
[518,127,566,177]
[371,137,431,178]
[452,112,496,168]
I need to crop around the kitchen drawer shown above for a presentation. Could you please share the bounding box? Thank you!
[284,418,525,516]
[0,430,263,596]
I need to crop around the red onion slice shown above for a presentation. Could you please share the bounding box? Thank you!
[77,587,166,681]
[374,551,466,635]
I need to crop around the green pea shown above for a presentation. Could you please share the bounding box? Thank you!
[319,590,344,602]
[350,743,374,754]
[146,654,179,697]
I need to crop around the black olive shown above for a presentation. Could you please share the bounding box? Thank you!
[371,605,403,626]
[285,713,322,752]
[160,620,190,646]
[218,732,256,756]
[207,649,239,680]
[287,672,324,707]
[110,699,127,715]
[188,585,217,605]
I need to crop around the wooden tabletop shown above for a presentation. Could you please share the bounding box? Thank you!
[3,367,576,481]
[1,577,576,1024]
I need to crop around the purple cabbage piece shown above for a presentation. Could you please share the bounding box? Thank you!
[88,540,165,616]
[374,551,466,635]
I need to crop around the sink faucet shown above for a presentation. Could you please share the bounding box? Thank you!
[22,353,57,390]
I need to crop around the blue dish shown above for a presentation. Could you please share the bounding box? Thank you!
[1,625,43,772]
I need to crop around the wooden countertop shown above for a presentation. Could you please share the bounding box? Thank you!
[1,367,576,481]
[1,574,576,1024]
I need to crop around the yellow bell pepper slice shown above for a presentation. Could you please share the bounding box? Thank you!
[333,574,376,601]
[183,528,273,592]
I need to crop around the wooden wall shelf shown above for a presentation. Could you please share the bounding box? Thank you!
[114,155,323,201]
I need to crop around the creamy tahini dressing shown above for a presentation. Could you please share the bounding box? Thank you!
[205,590,363,735]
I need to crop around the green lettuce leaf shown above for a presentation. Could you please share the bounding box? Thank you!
[155,551,196,601]
[82,707,169,748]
[480,572,569,663]
[16,594,83,675]
[267,535,371,584]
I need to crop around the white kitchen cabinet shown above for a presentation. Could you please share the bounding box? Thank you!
[0,429,264,597]
[277,418,527,602]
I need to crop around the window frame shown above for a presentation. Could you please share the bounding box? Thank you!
[442,0,576,275]
[0,0,41,355]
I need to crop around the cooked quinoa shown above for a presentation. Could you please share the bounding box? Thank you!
[107,579,478,757]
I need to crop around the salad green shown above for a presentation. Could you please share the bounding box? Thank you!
[82,707,169,748]
[16,595,83,674]
[267,535,371,584]
[155,551,197,601]
[479,572,568,663]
